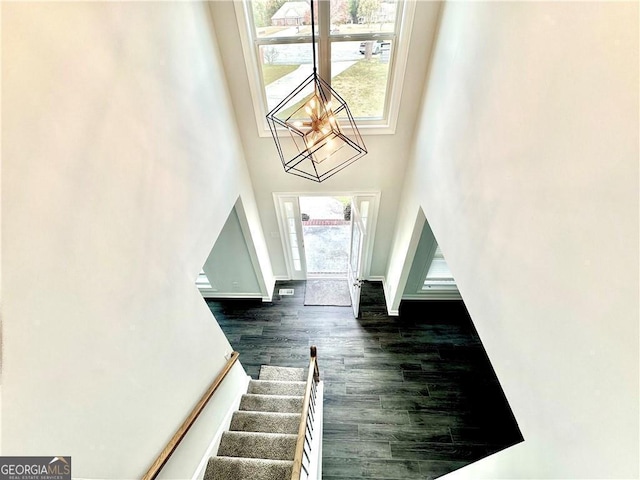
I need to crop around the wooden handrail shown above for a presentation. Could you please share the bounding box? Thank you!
[142,351,240,480]
[291,346,319,480]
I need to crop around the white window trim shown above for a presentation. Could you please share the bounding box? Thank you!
[274,195,308,280]
[233,0,416,137]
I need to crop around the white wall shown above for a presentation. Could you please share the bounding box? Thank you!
[1,2,271,477]
[387,2,639,478]
[202,203,262,298]
[402,212,461,301]
[208,1,442,280]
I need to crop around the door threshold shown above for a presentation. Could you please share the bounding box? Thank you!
[307,273,348,280]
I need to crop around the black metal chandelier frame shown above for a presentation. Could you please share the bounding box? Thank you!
[265,0,367,183]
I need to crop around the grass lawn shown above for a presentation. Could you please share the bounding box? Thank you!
[331,23,395,35]
[262,64,300,86]
[332,59,389,118]
[256,26,290,36]
[270,59,388,121]
[269,23,395,35]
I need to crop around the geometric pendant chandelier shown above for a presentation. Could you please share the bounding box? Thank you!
[266,0,367,183]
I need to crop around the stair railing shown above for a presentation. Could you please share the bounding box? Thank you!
[291,345,320,480]
[141,351,240,480]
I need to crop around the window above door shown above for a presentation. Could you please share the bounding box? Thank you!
[234,0,416,136]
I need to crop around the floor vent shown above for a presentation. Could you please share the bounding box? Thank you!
[279,288,295,296]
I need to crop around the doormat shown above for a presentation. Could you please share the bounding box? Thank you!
[304,279,351,307]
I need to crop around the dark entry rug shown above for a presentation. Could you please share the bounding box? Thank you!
[304,279,351,306]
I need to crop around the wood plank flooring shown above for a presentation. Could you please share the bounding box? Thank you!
[207,281,523,480]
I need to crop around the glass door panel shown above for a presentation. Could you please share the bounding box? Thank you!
[277,196,307,280]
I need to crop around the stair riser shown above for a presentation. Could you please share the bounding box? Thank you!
[230,412,301,434]
[240,394,303,414]
[248,380,306,396]
[259,365,307,382]
[217,432,297,461]
[204,457,293,480]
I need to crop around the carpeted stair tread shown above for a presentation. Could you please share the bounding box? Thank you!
[248,379,306,396]
[217,431,297,460]
[259,365,307,382]
[230,411,301,434]
[239,393,304,413]
[204,456,293,480]
[206,363,310,479]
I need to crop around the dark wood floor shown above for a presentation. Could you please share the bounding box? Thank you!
[207,281,523,480]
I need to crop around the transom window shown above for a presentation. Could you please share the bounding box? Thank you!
[234,0,416,135]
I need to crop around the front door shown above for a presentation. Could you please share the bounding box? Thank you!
[348,200,366,317]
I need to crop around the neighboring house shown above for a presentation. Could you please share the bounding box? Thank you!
[271,1,309,26]
[2,2,638,480]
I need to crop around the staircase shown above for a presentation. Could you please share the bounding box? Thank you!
[204,365,308,480]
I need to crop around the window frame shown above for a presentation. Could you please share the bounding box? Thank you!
[234,0,416,136]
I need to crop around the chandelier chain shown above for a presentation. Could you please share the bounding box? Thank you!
[310,0,317,74]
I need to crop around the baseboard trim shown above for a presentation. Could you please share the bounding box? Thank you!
[273,275,290,281]
[263,277,276,303]
[200,292,262,299]
[380,277,397,316]
[367,276,385,282]
[197,288,218,296]
[403,292,462,301]
[191,374,251,480]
